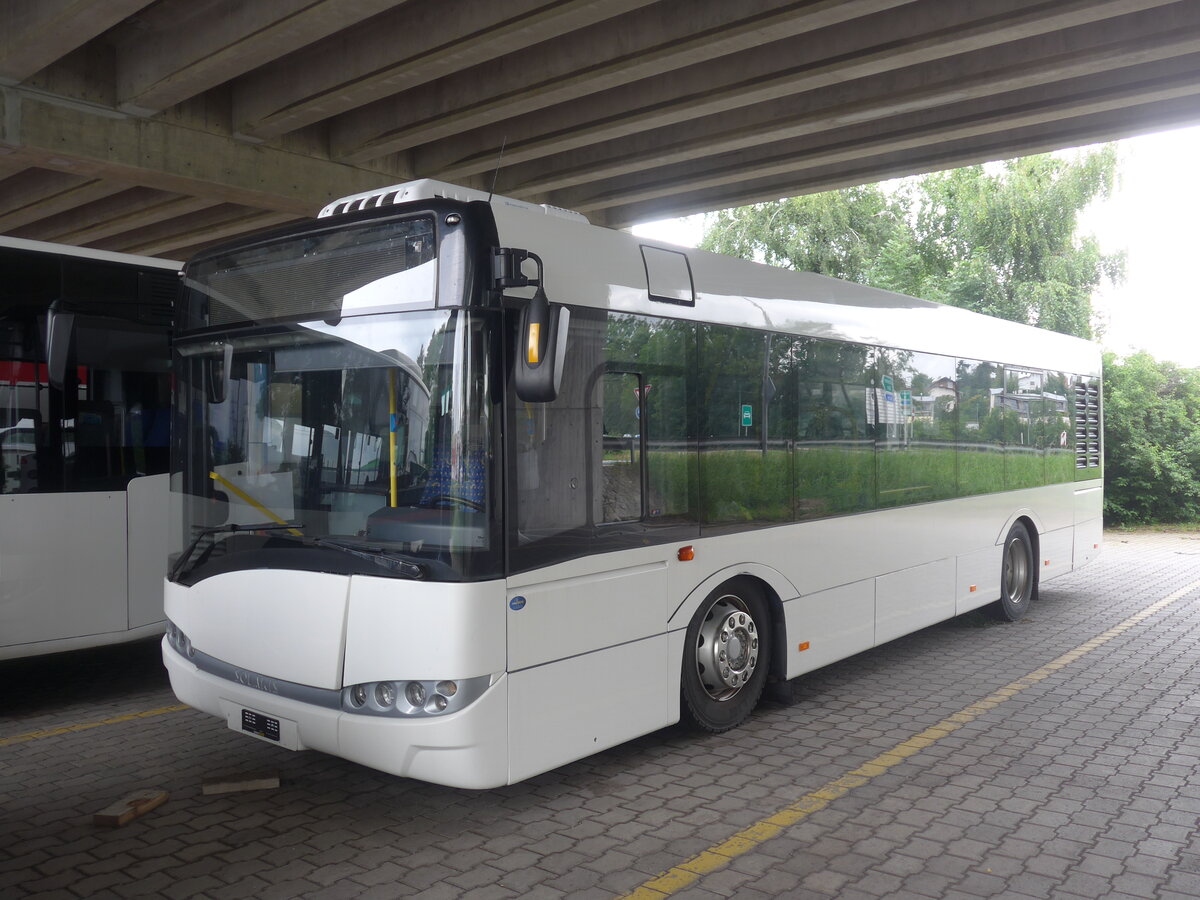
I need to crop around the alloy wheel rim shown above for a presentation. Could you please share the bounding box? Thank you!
[695,594,760,701]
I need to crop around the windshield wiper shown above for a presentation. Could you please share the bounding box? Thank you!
[170,521,304,581]
[306,537,425,579]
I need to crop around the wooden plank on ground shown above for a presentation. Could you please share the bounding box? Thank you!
[201,774,280,795]
[93,789,169,827]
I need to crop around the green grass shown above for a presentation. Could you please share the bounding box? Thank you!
[642,441,1080,525]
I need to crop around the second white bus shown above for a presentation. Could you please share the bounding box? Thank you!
[1,237,179,659]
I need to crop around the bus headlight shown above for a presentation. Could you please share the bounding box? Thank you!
[341,674,494,717]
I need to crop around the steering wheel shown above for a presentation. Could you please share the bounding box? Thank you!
[426,494,485,512]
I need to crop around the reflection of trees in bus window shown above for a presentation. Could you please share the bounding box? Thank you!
[876,349,956,507]
[603,314,696,524]
[1044,371,1076,483]
[1002,367,1050,490]
[777,336,874,519]
[956,359,1005,497]
[698,325,789,527]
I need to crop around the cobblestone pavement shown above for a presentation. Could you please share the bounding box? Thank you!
[3,531,1200,899]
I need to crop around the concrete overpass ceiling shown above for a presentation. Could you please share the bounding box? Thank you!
[0,0,1197,258]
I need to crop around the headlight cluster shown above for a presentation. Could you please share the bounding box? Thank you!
[342,673,492,718]
[165,620,195,658]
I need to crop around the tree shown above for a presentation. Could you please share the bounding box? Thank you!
[700,147,1124,340]
[1102,351,1200,524]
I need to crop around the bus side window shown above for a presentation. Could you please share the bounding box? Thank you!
[597,371,643,523]
[511,306,602,544]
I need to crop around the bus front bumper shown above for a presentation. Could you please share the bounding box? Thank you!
[162,638,510,789]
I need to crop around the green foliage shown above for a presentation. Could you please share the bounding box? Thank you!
[1102,351,1200,524]
[700,148,1124,340]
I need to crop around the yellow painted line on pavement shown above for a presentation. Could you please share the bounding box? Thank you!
[620,578,1200,899]
[0,703,190,748]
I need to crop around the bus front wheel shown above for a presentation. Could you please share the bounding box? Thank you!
[991,521,1035,622]
[680,578,771,733]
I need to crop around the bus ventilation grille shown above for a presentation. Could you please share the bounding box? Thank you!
[1074,379,1100,469]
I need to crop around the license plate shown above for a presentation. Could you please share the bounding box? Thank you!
[241,709,280,742]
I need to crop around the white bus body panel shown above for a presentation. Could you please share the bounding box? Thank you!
[166,570,350,690]
[127,474,171,629]
[875,557,957,646]
[505,556,674,782]
[507,635,668,784]
[343,578,506,684]
[506,560,668,670]
[783,579,875,678]
[0,491,138,658]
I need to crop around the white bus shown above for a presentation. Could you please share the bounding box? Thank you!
[1,237,179,659]
[162,180,1102,788]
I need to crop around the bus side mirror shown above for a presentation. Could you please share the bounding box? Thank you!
[514,288,569,403]
[205,342,233,404]
[45,307,75,391]
[495,246,570,403]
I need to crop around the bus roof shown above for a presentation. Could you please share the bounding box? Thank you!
[0,235,181,271]
[489,200,1101,378]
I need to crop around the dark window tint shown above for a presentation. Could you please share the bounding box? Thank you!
[0,250,173,494]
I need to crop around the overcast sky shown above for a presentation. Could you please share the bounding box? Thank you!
[633,123,1200,368]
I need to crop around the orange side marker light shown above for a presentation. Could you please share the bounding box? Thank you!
[677,546,695,562]
[798,642,810,652]
[969,585,977,593]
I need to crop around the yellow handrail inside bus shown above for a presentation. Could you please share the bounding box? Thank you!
[209,471,302,535]
[388,369,398,507]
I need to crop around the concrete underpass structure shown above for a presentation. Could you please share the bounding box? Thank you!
[0,0,1197,256]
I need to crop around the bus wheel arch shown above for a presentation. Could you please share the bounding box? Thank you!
[679,575,778,733]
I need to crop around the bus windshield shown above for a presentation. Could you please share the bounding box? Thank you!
[171,308,497,584]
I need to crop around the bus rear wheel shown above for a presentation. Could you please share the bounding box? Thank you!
[680,578,771,733]
[990,521,1035,622]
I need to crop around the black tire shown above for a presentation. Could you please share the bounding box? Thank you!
[990,521,1035,622]
[680,577,771,733]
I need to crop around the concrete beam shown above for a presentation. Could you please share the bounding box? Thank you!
[94,207,301,257]
[564,65,1200,214]
[10,188,218,244]
[0,168,131,231]
[0,86,397,215]
[233,0,656,141]
[417,0,1178,179]
[505,9,1200,196]
[330,0,915,164]
[600,91,1200,228]
[0,0,151,85]
[112,0,401,116]
[607,95,1200,227]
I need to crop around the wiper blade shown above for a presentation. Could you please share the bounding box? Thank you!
[170,521,304,581]
[308,537,425,579]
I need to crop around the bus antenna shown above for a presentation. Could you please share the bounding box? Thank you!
[487,137,508,203]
